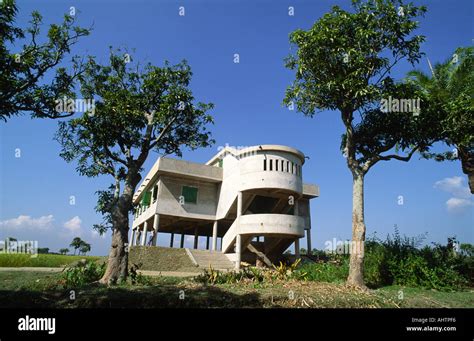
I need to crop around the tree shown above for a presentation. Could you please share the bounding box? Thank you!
[284,0,432,287]
[407,47,474,193]
[69,237,83,255]
[78,242,91,255]
[0,0,90,120]
[59,248,70,255]
[56,50,214,284]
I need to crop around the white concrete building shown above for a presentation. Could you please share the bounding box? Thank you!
[130,145,319,269]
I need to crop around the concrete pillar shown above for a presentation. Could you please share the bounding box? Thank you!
[294,238,300,259]
[193,227,199,249]
[130,229,135,247]
[206,236,210,250]
[237,191,243,217]
[180,233,185,248]
[136,231,141,246]
[235,234,241,271]
[152,214,159,246]
[141,222,148,246]
[306,229,312,255]
[170,233,174,248]
[212,221,218,251]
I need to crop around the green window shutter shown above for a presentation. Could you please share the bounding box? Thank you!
[141,191,151,206]
[182,186,198,204]
[218,159,223,168]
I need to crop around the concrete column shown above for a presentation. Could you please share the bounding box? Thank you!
[193,227,199,249]
[141,221,148,246]
[206,236,210,250]
[136,231,141,246]
[170,233,174,248]
[152,214,159,246]
[237,191,243,217]
[235,234,241,271]
[212,221,218,251]
[130,229,135,247]
[180,233,185,248]
[306,229,312,255]
[294,238,300,259]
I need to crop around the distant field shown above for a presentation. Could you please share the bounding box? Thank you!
[0,253,103,267]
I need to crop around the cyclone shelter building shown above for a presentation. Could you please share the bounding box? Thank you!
[130,145,319,270]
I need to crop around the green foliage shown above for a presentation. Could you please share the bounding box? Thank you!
[55,49,215,240]
[298,257,349,283]
[284,0,434,173]
[364,232,470,290]
[128,262,153,285]
[273,259,307,280]
[79,242,91,255]
[300,231,473,291]
[62,260,105,287]
[284,0,426,116]
[69,237,90,255]
[195,260,306,285]
[0,0,91,120]
[407,47,474,192]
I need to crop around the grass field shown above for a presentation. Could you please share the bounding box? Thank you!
[0,253,103,267]
[128,246,201,272]
[0,270,472,308]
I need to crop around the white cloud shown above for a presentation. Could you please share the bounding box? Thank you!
[434,176,474,214]
[0,215,54,230]
[446,198,474,213]
[63,216,82,235]
[434,176,471,199]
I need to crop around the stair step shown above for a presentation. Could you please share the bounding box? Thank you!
[186,249,234,270]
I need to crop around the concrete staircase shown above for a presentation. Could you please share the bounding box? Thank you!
[186,249,234,271]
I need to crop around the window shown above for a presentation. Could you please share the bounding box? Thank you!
[263,159,267,171]
[286,161,290,172]
[291,162,294,174]
[269,159,273,171]
[218,159,223,168]
[141,191,151,207]
[281,160,284,171]
[181,186,198,204]
[275,159,278,171]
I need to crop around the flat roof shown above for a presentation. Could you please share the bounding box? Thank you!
[206,144,306,166]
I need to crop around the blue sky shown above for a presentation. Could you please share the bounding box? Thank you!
[1,0,472,255]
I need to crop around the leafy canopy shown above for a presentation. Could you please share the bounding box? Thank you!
[284,0,432,173]
[0,0,90,120]
[56,49,214,231]
[408,47,474,156]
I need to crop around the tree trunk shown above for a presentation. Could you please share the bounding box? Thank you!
[99,196,132,284]
[100,225,129,285]
[458,145,474,194]
[347,172,367,288]
[99,175,140,285]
